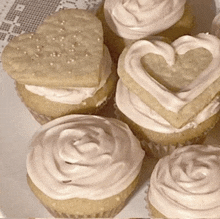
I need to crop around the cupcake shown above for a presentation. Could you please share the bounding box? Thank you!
[147,144,220,218]
[26,114,145,218]
[115,33,220,158]
[96,0,194,61]
[1,9,117,124]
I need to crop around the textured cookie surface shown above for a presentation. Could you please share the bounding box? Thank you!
[141,48,212,92]
[2,9,103,88]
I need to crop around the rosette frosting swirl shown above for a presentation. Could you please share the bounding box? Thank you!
[148,145,220,218]
[27,115,145,200]
[104,0,186,39]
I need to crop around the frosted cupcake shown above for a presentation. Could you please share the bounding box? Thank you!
[96,0,194,61]
[26,114,145,218]
[147,144,220,218]
[115,33,220,158]
[1,9,117,124]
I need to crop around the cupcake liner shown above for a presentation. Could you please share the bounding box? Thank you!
[144,196,153,219]
[114,103,218,159]
[44,201,126,218]
[27,107,54,124]
[145,185,168,219]
[141,134,206,159]
[145,199,166,219]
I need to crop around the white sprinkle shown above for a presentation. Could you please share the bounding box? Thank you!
[60,36,65,41]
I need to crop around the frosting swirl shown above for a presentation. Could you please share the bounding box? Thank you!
[25,46,112,105]
[104,0,186,39]
[27,115,145,200]
[148,145,220,218]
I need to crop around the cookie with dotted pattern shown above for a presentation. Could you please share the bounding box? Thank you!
[2,9,103,88]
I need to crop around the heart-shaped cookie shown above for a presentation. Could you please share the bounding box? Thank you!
[118,33,220,128]
[141,47,212,92]
[2,9,103,88]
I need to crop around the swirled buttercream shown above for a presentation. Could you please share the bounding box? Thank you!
[104,0,186,39]
[25,46,112,104]
[26,115,145,200]
[116,80,220,133]
[148,144,220,218]
[123,33,220,113]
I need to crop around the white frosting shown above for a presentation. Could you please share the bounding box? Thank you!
[148,144,220,218]
[0,210,5,218]
[116,80,220,133]
[25,46,112,105]
[26,115,145,200]
[104,0,186,39]
[123,33,220,113]
[211,12,220,38]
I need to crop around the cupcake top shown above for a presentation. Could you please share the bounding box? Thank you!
[104,0,186,39]
[148,144,220,218]
[2,9,104,88]
[24,46,112,105]
[117,33,220,129]
[26,115,145,200]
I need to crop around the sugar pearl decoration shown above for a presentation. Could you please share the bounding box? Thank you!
[67,58,75,64]
[60,20,65,25]
[50,51,61,57]
[59,28,64,32]
[60,36,65,42]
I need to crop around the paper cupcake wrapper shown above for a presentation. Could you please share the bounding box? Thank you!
[144,183,154,219]
[141,135,206,159]
[44,201,125,218]
[145,187,168,219]
[15,82,115,125]
[114,103,216,159]
[145,199,163,219]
